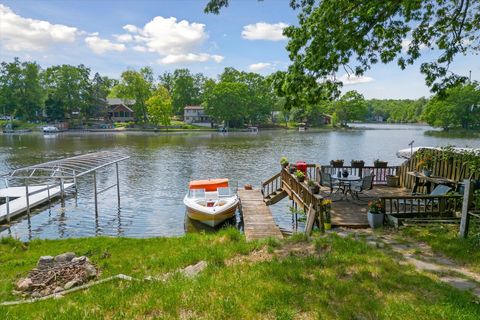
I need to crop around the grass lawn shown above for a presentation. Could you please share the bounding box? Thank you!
[400,223,480,273]
[1,229,479,319]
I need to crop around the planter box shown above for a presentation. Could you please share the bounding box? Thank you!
[374,161,388,168]
[351,160,365,168]
[330,160,344,168]
[368,211,384,228]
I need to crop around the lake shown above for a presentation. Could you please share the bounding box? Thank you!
[1,124,479,240]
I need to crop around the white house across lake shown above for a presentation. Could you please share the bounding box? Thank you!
[184,105,212,127]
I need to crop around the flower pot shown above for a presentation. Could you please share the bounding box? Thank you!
[351,160,365,168]
[330,160,344,168]
[422,169,432,177]
[324,223,331,230]
[289,165,296,174]
[374,161,388,168]
[281,162,289,169]
[386,175,399,187]
[309,185,320,194]
[368,211,384,229]
[296,176,305,183]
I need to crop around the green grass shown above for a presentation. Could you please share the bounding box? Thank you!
[400,223,480,273]
[1,229,479,319]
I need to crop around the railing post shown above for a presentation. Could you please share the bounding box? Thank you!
[459,179,474,238]
[60,178,65,200]
[5,178,10,223]
[93,171,98,214]
[24,178,30,214]
[116,162,120,206]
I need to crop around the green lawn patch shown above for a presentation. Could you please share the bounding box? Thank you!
[1,229,479,319]
[400,224,480,273]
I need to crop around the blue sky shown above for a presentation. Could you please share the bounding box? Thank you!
[0,0,478,99]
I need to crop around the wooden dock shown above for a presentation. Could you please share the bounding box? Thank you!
[0,184,74,223]
[238,189,283,241]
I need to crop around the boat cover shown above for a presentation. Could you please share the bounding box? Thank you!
[189,179,229,191]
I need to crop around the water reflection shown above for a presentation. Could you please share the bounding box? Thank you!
[1,126,479,240]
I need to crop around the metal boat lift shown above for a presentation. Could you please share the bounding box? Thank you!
[0,151,130,224]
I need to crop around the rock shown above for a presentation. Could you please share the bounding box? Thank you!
[377,242,386,249]
[181,261,208,278]
[31,292,42,299]
[53,287,63,293]
[72,256,87,263]
[366,241,377,247]
[64,279,79,290]
[37,256,54,269]
[54,252,76,263]
[41,288,52,296]
[16,278,33,291]
[84,264,97,278]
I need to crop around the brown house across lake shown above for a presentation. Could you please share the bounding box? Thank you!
[107,98,135,122]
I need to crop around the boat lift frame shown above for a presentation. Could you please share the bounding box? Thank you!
[0,151,130,224]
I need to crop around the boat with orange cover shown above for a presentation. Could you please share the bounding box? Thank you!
[183,179,239,227]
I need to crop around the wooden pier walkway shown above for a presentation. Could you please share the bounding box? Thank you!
[238,189,283,241]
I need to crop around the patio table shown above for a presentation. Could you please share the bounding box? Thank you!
[332,175,361,201]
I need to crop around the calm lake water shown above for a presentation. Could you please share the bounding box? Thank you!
[1,124,479,240]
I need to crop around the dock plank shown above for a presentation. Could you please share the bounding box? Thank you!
[238,189,283,241]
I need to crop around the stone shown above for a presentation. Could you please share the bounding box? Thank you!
[84,264,97,278]
[16,278,33,291]
[53,287,64,293]
[366,241,377,247]
[72,256,87,263]
[376,242,386,249]
[54,252,76,263]
[181,261,208,278]
[64,279,79,290]
[37,256,54,269]
[41,288,52,296]
[31,292,42,299]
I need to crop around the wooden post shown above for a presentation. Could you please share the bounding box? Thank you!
[5,178,10,223]
[459,179,474,238]
[60,178,65,200]
[304,204,315,236]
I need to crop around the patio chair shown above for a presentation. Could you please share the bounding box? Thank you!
[320,171,342,196]
[395,184,452,211]
[351,174,375,200]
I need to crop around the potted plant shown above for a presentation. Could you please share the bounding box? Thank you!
[351,160,365,168]
[289,164,296,174]
[294,170,305,182]
[323,199,332,230]
[367,199,384,228]
[307,180,320,194]
[374,159,388,168]
[416,158,433,176]
[280,156,289,169]
[330,159,344,167]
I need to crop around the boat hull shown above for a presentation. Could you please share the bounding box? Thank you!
[185,203,238,227]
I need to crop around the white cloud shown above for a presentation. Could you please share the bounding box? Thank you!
[85,36,126,54]
[124,16,207,55]
[159,53,224,65]
[339,74,374,85]
[133,45,148,52]
[242,22,288,41]
[401,39,427,53]
[114,33,134,42]
[0,4,78,51]
[248,62,272,72]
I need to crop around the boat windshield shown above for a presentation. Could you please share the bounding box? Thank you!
[218,187,234,197]
[188,189,206,199]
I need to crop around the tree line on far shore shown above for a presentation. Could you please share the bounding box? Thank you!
[0,58,479,130]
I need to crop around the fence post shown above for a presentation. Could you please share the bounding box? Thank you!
[5,178,10,223]
[116,162,120,206]
[25,178,30,214]
[459,179,474,238]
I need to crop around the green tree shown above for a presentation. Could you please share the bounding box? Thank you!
[114,67,154,123]
[203,82,250,127]
[43,64,91,121]
[330,91,367,126]
[206,0,479,94]
[163,69,206,115]
[146,86,173,128]
[422,83,480,130]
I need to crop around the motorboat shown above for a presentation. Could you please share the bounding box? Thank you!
[183,178,239,227]
[43,126,60,133]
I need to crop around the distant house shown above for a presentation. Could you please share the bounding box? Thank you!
[184,106,212,127]
[320,114,332,125]
[107,98,135,122]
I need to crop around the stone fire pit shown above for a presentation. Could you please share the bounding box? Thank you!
[15,252,99,298]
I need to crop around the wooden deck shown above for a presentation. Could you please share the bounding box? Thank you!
[326,186,411,227]
[238,189,283,241]
[0,184,74,223]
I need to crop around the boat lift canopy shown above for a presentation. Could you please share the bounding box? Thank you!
[2,151,130,180]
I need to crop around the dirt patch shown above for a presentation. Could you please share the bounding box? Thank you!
[225,241,323,266]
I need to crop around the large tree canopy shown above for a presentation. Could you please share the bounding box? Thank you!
[206,0,479,94]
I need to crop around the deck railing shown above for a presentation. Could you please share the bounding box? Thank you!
[318,165,399,185]
[261,172,282,197]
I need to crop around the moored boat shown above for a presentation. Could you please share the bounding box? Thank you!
[183,179,239,227]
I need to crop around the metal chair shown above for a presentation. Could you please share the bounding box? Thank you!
[320,171,342,196]
[351,174,374,200]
